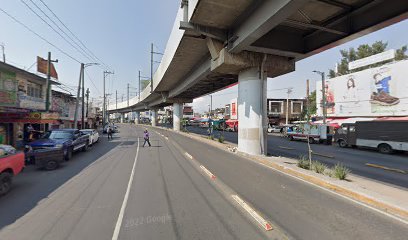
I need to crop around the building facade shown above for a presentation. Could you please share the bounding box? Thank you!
[0,62,59,148]
[267,98,306,125]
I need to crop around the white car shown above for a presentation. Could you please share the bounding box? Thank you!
[267,125,283,133]
[80,129,99,145]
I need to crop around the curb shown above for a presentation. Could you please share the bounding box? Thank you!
[140,124,408,222]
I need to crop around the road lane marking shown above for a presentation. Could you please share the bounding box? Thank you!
[312,152,335,158]
[200,165,216,180]
[185,152,193,159]
[232,195,273,231]
[365,163,407,174]
[112,137,140,240]
[255,161,408,225]
[278,146,295,150]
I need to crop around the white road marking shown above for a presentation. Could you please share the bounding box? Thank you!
[200,165,216,180]
[112,137,140,240]
[255,161,408,225]
[232,195,273,231]
[185,152,193,159]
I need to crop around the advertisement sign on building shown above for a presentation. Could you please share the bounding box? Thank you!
[348,49,395,70]
[317,60,408,117]
[37,56,58,79]
[230,98,237,119]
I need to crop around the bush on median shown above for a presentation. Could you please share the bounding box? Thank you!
[312,161,327,174]
[332,163,351,180]
[297,155,310,170]
[218,135,224,143]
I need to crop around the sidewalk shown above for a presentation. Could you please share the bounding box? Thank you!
[146,124,408,223]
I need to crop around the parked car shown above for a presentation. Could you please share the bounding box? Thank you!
[29,129,89,160]
[267,125,283,133]
[80,129,100,145]
[25,147,64,170]
[0,144,25,196]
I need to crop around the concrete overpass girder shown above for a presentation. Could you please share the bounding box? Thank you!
[207,38,295,78]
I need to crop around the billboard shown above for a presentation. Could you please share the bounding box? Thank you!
[317,60,408,117]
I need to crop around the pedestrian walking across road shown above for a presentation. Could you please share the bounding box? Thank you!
[143,129,151,147]
[107,126,113,140]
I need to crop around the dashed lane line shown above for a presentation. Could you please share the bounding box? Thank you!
[232,195,273,231]
[366,163,407,174]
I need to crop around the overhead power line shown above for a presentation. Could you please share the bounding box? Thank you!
[85,70,102,95]
[0,7,80,63]
[38,0,110,70]
[28,0,97,64]
[20,0,95,63]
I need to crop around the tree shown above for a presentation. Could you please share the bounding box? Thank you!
[301,90,316,120]
[328,41,407,78]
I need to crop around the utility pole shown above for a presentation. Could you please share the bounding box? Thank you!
[321,73,327,124]
[45,52,58,112]
[210,94,212,118]
[306,79,310,119]
[0,43,5,62]
[74,63,84,129]
[313,70,326,124]
[138,70,141,101]
[86,88,90,118]
[103,70,114,127]
[81,66,85,129]
[286,88,293,125]
[150,43,153,93]
[127,83,130,106]
[150,43,164,93]
[116,90,118,110]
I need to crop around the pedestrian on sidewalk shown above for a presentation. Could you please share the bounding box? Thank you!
[143,129,151,147]
[107,126,113,140]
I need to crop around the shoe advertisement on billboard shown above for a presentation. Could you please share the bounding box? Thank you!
[317,60,408,117]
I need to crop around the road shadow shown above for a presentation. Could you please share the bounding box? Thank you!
[0,138,122,230]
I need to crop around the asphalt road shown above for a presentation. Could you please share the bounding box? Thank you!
[172,125,408,189]
[0,124,407,240]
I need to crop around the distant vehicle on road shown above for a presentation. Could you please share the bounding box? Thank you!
[0,144,25,196]
[287,123,332,144]
[80,129,100,145]
[29,129,89,160]
[334,121,408,154]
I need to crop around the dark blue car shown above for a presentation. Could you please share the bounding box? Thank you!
[29,129,89,160]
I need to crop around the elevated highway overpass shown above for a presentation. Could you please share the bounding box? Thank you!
[107,0,408,155]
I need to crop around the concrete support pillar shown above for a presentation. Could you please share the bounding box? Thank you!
[151,109,157,127]
[120,113,124,123]
[237,67,267,155]
[173,103,182,131]
[135,112,140,124]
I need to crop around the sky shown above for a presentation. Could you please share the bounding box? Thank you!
[0,0,407,113]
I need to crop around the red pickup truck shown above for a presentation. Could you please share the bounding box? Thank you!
[0,144,25,196]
